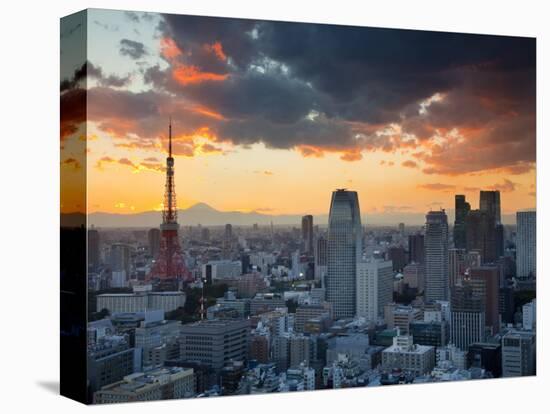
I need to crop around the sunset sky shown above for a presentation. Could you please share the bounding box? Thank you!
[61,9,536,222]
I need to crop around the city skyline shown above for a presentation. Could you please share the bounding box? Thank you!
[60,9,537,405]
[61,9,536,217]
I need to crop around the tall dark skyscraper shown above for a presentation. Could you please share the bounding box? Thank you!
[327,189,362,319]
[388,246,407,272]
[453,195,470,249]
[408,234,425,264]
[469,266,500,336]
[301,215,314,255]
[516,211,536,279]
[466,210,497,264]
[148,228,161,259]
[88,228,101,272]
[480,191,501,224]
[480,190,503,259]
[425,210,449,302]
[222,223,233,259]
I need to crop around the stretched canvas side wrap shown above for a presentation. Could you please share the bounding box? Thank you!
[60,8,537,405]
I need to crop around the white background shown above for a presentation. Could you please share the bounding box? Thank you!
[0,0,548,411]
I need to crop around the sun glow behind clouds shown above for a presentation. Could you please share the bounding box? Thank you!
[80,10,535,218]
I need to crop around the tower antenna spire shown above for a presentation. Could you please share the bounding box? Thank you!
[169,116,172,157]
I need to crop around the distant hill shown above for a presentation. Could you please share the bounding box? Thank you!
[88,203,315,228]
[81,203,518,228]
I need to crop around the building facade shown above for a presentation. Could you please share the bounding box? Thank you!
[425,210,449,302]
[356,259,393,322]
[516,211,536,279]
[326,189,363,319]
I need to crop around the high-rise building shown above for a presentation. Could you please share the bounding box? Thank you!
[425,210,449,302]
[387,246,407,272]
[110,243,131,281]
[249,333,270,363]
[448,248,465,288]
[469,266,500,336]
[466,209,497,264]
[448,249,482,288]
[326,189,362,319]
[315,236,328,284]
[398,223,405,235]
[272,334,290,372]
[402,262,425,293]
[480,190,504,259]
[453,195,470,249]
[301,215,314,255]
[450,281,485,350]
[289,335,311,368]
[523,299,536,331]
[408,234,425,264]
[516,211,536,279]
[222,223,233,259]
[501,330,536,377]
[147,228,161,259]
[88,228,101,271]
[356,259,393,322]
[480,191,501,224]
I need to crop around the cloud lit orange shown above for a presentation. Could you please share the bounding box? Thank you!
[172,65,228,86]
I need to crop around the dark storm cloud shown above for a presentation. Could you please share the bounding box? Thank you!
[61,61,130,91]
[119,39,147,59]
[94,14,536,173]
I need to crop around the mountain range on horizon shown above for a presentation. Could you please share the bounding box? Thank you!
[64,202,521,228]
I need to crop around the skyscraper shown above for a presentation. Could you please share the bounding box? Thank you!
[469,266,500,336]
[516,211,536,279]
[110,243,131,276]
[408,233,425,264]
[222,223,233,259]
[301,215,314,255]
[480,191,501,224]
[148,228,161,259]
[448,249,481,288]
[315,236,328,285]
[356,259,393,321]
[425,210,449,302]
[453,195,470,249]
[480,190,503,259]
[450,281,485,350]
[326,189,362,319]
[466,209,497,264]
[88,228,101,271]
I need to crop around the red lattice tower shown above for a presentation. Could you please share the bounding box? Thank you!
[148,119,193,283]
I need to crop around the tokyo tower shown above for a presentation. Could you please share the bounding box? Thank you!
[147,119,193,283]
